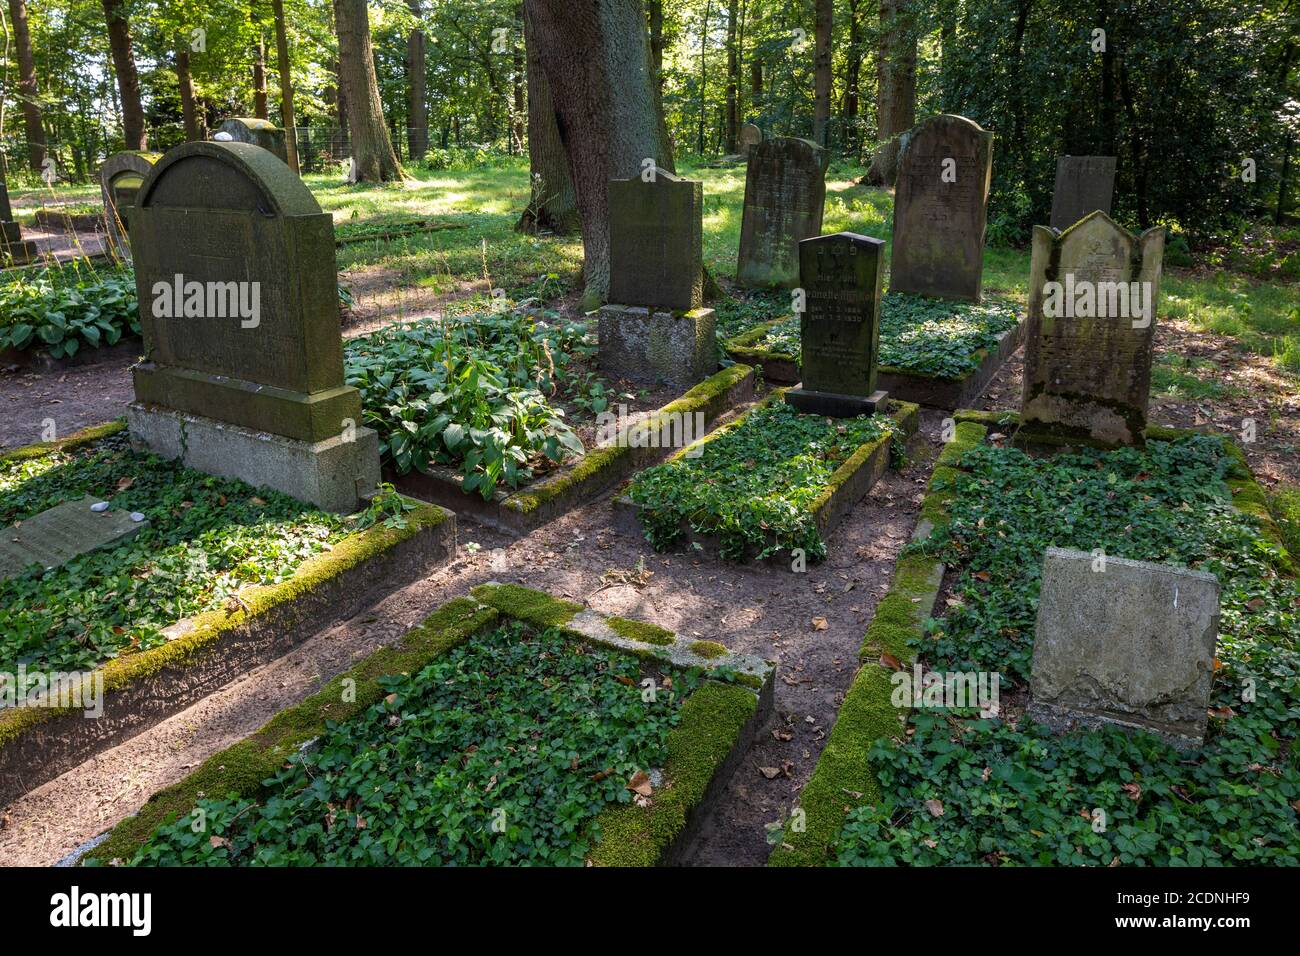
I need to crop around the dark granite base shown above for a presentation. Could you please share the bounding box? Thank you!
[785,386,889,417]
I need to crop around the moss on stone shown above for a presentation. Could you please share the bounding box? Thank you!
[1269,485,1300,565]
[689,639,728,659]
[588,680,756,866]
[935,420,987,468]
[657,363,753,417]
[1,419,128,463]
[470,582,582,627]
[608,616,676,646]
[952,408,1019,429]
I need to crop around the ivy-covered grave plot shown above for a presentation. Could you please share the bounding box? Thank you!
[81,584,774,867]
[724,292,1024,408]
[615,392,919,563]
[771,414,1300,867]
[0,422,455,808]
[0,261,139,362]
[344,304,754,532]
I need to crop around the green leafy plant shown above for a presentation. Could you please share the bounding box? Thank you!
[351,482,416,531]
[0,264,139,358]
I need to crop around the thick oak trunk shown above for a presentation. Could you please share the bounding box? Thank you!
[336,0,403,182]
[517,2,578,234]
[176,47,201,141]
[865,0,915,186]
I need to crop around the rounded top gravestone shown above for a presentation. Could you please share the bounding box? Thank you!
[736,136,829,288]
[214,117,290,165]
[99,151,162,259]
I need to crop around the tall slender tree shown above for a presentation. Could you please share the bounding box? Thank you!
[813,0,833,146]
[865,0,916,185]
[336,0,403,181]
[407,0,428,161]
[101,0,148,149]
[271,0,299,171]
[7,0,46,171]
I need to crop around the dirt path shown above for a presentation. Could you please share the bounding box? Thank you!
[0,414,940,867]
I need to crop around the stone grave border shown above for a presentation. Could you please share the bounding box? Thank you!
[334,217,467,248]
[0,420,457,808]
[769,412,1291,866]
[724,310,1028,409]
[76,582,775,867]
[612,389,921,562]
[390,364,756,534]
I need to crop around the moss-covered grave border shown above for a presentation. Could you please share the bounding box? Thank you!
[724,314,1027,410]
[767,411,1291,866]
[81,582,775,867]
[390,364,756,534]
[613,389,920,562]
[0,421,458,808]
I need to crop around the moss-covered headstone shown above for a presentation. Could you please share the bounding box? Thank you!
[889,114,993,302]
[99,151,162,260]
[736,137,828,288]
[1019,210,1165,448]
[125,141,379,513]
[600,166,716,386]
[1049,156,1117,231]
[785,232,889,417]
[0,176,37,267]
[214,117,290,166]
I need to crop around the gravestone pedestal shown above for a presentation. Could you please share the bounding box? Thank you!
[598,306,716,387]
[0,179,37,266]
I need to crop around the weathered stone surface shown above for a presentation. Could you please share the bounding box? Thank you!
[0,497,147,580]
[1028,547,1220,749]
[1049,155,1117,231]
[607,167,703,311]
[99,151,161,259]
[739,123,763,155]
[0,177,37,266]
[598,305,716,386]
[737,137,828,288]
[785,232,888,417]
[214,117,289,165]
[1020,210,1164,447]
[890,114,993,302]
[127,141,378,513]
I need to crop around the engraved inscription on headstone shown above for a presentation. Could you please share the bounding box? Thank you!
[889,114,993,302]
[0,497,147,580]
[737,137,828,288]
[1049,156,1117,231]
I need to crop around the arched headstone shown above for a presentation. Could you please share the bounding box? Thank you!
[99,151,162,259]
[125,141,379,512]
[214,117,290,165]
[738,123,763,156]
[736,137,828,288]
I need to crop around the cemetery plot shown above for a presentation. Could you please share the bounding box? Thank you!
[81,584,774,867]
[0,422,455,807]
[772,415,1299,867]
[725,292,1025,408]
[0,262,138,364]
[345,308,755,533]
[615,393,919,563]
[333,214,467,248]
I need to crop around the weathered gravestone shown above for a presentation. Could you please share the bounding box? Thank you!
[1019,210,1164,447]
[738,123,763,157]
[0,176,37,266]
[785,232,889,417]
[125,141,380,513]
[737,137,829,288]
[214,118,290,165]
[1028,547,1221,749]
[1049,156,1117,231]
[0,497,147,581]
[100,151,162,259]
[599,167,716,386]
[890,114,993,302]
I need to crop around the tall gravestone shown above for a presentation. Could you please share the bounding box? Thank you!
[1050,156,1117,231]
[0,176,37,266]
[736,137,828,288]
[215,118,290,165]
[738,123,763,157]
[599,167,716,386]
[1019,210,1164,447]
[1028,547,1221,749]
[785,232,889,417]
[890,114,993,302]
[125,141,379,513]
[100,151,161,259]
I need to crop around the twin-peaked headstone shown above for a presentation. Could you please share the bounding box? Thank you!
[599,167,716,386]
[784,232,889,417]
[1049,156,1117,231]
[125,141,379,513]
[890,114,993,302]
[100,151,161,260]
[1019,210,1164,447]
[0,177,37,266]
[736,137,828,288]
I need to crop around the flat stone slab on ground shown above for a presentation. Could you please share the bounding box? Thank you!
[1028,546,1220,749]
[0,496,146,579]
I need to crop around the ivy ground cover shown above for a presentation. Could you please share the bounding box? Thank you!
[627,401,900,563]
[737,292,1021,380]
[833,434,1300,866]
[0,428,350,674]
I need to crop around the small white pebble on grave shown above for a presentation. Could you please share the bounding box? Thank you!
[90,502,109,513]
[130,513,146,522]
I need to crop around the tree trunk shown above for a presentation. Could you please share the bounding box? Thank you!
[7,0,46,172]
[813,0,832,146]
[725,0,739,153]
[864,0,915,186]
[407,0,428,160]
[176,46,201,141]
[518,2,578,233]
[254,33,269,119]
[525,0,675,305]
[101,0,147,150]
[271,0,299,171]
[842,0,863,153]
[336,0,403,181]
